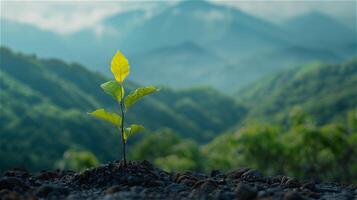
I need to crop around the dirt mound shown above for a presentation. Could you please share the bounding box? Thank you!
[0,160,355,200]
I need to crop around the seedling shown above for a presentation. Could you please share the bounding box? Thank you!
[88,51,158,165]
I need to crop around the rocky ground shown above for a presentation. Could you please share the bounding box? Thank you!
[0,160,356,200]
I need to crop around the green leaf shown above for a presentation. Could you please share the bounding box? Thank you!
[123,129,129,143]
[129,124,145,135]
[123,124,144,143]
[124,86,158,109]
[100,80,124,102]
[88,109,121,126]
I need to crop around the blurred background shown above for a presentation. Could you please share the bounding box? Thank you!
[0,0,356,183]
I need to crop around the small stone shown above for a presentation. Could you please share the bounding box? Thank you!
[36,171,59,180]
[0,190,24,200]
[140,160,153,168]
[283,191,304,200]
[306,191,320,199]
[341,191,354,199]
[210,170,221,177]
[33,184,68,198]
[240,169,264,182]
[214,190,235,200]
[285,178,301,188]
[257,190,269,198]
[3,168,30,179]
[165,183,187,193]
[301,181,315,191]
[174,173,198,186]
[0,177,29,191]
[126,176,136,186]
[105,185,121,194]
[226,168,250,179]
[192,179,218,193]
[148,180,165,187]
[130,186,144,193]
[280,176,290,184]
[235,183,257,200]
[269,175,284,184]
[266,187,283,195]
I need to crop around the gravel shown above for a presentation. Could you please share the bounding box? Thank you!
[0,160,355,200]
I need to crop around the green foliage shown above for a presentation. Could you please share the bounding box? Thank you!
[237,58,357,125]
[124,124,145,143]
[0,47,243,171]
[2,47,355,184]
[131,110,357,183]
[130,129,202,171]
[89,51,158,164]
[88,109,122,126]
[125,86,158,109]
[203,110,357,183]
[56,149,99,171]
[100,80,124,102]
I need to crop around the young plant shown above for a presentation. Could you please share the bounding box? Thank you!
[88,51,158,165]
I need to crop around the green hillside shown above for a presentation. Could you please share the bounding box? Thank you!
[0,47,246,171]
[128,58,357,182]
[237,59,357,124]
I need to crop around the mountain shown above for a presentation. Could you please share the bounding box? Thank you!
[0,11,145,74]
[0,1,288,69]
[130,41,226,88]
[1,2,356,92]
[0,47,246,171]
[121,0,288,57]
[63,10,150,71]
[103,10,147,37]
[229,46,341,85]
[119,1,333,91]
[283,11,357,55]
[0,19,67,58]
[236,58,357,124]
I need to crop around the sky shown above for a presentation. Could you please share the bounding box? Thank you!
[1,0,356,35]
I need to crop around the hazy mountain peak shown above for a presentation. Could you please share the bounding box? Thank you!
[283,10,356,49]
[179,41,205,50]
[103,10,147,26]
[285,10,350,30]
[299,11,332,19]
[175,0,215,10]
[141,41,215,59]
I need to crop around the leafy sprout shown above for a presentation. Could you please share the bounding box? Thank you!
[88,51,158,165]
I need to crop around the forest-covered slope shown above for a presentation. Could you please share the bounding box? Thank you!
[1,46,356,177]
[237,58,357,124]
[0,47,246,171]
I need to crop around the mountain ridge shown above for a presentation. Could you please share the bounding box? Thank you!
[0,47,246,171]
[236,58,357,124]
[1,1,356,92]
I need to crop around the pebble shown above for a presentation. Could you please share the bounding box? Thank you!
[301,181,315,191]
[0,160,353,200]
[33,184,68,198]
[235,183,257,200]
[105,185,121,194]
[210,170,222,177]
[0,177,29,191]
[227,167,250,179]
[283,191,304,200]
[285,177,301,188]
[240,169,264,182]
[192,179,218,193]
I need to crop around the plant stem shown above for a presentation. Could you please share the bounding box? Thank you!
[120,88,126,166]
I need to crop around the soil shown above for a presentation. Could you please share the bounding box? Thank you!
[0,160,356,200]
